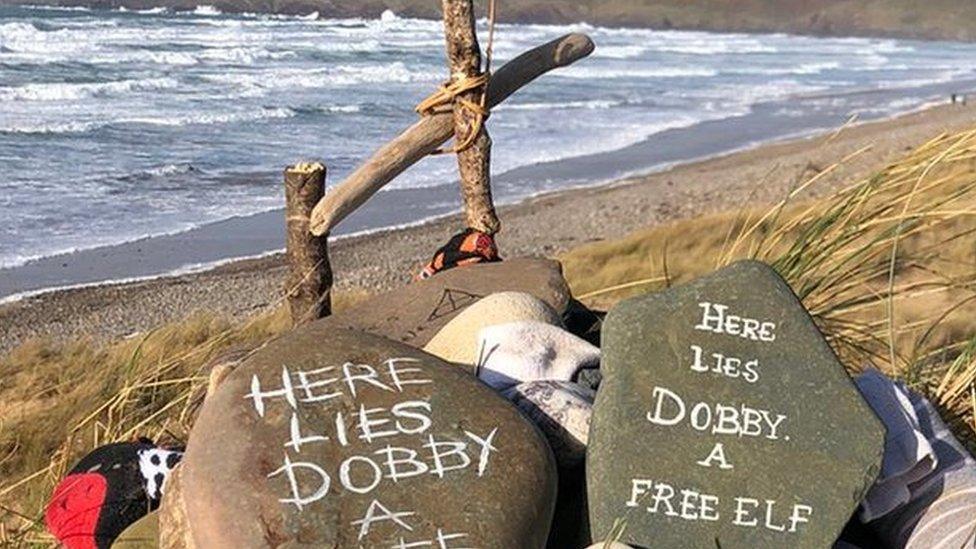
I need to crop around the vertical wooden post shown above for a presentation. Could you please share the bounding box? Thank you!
[284,162,332,325]
[441,0,501,235]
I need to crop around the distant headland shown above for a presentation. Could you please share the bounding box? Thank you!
[2,0,975,42]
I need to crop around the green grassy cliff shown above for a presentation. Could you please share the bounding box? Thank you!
[6,0,975,41]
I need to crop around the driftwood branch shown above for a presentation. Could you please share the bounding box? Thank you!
[441,0,498,235]
[309,33,595,236]
[284,162,332,324]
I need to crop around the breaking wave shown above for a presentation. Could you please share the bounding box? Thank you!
[0,77,179,101]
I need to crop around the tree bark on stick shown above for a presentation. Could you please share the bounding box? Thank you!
[441,0,498,235]
[284,162,332,325]
[308,33,595,237]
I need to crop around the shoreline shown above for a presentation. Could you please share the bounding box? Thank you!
[3,101,976,354]
[4,76,974,302]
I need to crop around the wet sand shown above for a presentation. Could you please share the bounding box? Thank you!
[2,102,975,353]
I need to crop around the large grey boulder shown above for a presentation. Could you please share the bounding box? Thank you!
[172,328,557,548]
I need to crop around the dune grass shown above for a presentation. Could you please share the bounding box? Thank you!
[2,128,976,544]
[563,129,976,438]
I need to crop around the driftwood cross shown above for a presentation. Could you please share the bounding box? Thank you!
[284,11,594,324]
[440,0,499,235]
[306,32,594,237]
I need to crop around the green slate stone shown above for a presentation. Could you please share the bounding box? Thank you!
[587,260,884,548]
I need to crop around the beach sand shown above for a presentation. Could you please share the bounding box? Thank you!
[2,102,975,353]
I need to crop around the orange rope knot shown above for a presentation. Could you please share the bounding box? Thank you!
[415,71,491,154]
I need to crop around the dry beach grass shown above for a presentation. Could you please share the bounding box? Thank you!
[3,122,976,544]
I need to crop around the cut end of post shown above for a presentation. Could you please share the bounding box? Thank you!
[287,161,326,175]
[284,161,332,324]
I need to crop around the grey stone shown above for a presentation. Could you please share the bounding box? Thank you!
[179,328,557,548]
[588,260,884,548]
[325,257,571,347]
[157,466,193,549]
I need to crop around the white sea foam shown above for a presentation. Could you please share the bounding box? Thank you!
[495,99,622,111]
[119,107,297,127]
[556,65,719,80]
[1,107,295,134]
[0,77,179,102]
[192,5,221,16]
[143,163,197,177]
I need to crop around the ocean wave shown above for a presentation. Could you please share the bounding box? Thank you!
[144,163,199,177]
[17,4,91,11]
[725,61,842,76]
[556,65,719,80]
[594,44,648,59]
[0,120,101,134]
[1,107,296,135]
[496,99,622,111]
[192,5,222,16]
[120,107,297,127]
[650,40,778,55]
[0,77,179,102]
[204,62,438,93]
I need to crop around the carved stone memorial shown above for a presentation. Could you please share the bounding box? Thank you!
[173,328,557,547]
[587,260,885,548]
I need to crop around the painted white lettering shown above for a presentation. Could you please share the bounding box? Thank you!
[339,455,382,494]
[246,367,297,417]
[375,446,429,483]
[647,386,686,426]
[425,436,471,478]
[764,500,787,532]
[351,499,415,540]
[385,358,433,392]
[694,302,777,342]
[696,442,734,470]
[342,362,394,398]
[627,479,654,507]
[357,405,399,443]
[699,494,720,522]
[464,428,499,477]
[295,366,343,403]
[789,504,814,533]
[392,401,433,434]
[647,481,679,517]
[268,454,330,511]
[733,497,759,527]
[285,412,328,452]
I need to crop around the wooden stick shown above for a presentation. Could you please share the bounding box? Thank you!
[284,162,332,324]
[441,0,497,235]
[308,33,595,236]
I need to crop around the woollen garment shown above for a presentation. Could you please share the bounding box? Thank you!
[855,368,938,521]
[502,380,595,468]
[423,291,563,365]
[475,320,601,390]
[855,369,976,548]
[416,228,500,280]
